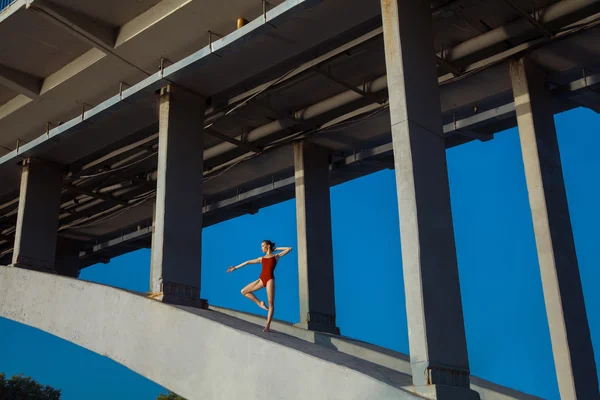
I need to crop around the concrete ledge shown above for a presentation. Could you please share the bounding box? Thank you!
[0,266,423,400]
[208,305,543,400]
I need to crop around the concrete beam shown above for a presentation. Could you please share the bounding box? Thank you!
[12,158,63,272]
[380,1,479,399]
[510,58,599,400]
[114,0,192,47]
[0,64,42,99]
[40,48,105,96]
[26,0,117,52]
[151,85,207,309]
[293,141,339,335]
[0,95,33,123]
[1,0,195,118]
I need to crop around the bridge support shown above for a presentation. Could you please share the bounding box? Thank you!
[12,158,62,273]
[380,1,478,399]
[293,141,339,335]
[150,85,207,308]
[54,238,81,278]
[510,58,599,400]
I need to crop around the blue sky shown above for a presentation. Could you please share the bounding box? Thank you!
[0,107,598,399]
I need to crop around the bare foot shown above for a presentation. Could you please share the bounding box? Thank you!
[259,301,268,311]
[263,325,271,332]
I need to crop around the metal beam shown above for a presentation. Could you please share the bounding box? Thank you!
[313,67,386,104]
[253,101,320,131]
[500,0,553,38]
[445,112,498,141]
[204,27,385,120]
[205,128,262,153]
[435,55,462,77]
[440,70,600,136]
[87,226,152,254]
[68,133,159,178]
[0,64,41,99]
[553,70,600,96]
[63,184,129,207]
[431,0,462,19]
[443,103,515,135]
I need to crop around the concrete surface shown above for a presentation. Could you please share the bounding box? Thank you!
[510,57,600,400]
[380,0,474,396]
[150,85,206,308]
[293,141,338,334]
[11,158,62,271]
[209,305,544,400]
[0,265,425,400]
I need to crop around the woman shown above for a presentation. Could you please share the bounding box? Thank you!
[227,240,292,332]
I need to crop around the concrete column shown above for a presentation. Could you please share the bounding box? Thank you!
[150,200,157,292]
[151,85,207,309]
[54,238,81,278]
[510,58,599,400]
[293,141,339,335]
[380,1,478,399]
[12,158,63,272]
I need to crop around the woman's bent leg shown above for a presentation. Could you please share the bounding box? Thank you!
[241,279,268,310]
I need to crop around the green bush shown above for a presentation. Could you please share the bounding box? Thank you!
[0,373,61,400]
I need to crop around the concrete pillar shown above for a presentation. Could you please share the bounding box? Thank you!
[12,158,63,272]
[151,85,207,309]
[150,200,157,293]
[55,238,81,278]
[380,1,478,399]
[293,141,339,335]
[510,58,599,400]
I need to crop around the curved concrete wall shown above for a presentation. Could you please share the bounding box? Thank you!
[0,266,420,400]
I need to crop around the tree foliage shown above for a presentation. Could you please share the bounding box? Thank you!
[0,372,61,399]
[157,392,187,400]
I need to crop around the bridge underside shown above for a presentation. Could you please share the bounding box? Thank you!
[0,0,599,267]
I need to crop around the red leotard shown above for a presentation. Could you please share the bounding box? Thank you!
[259,256,277,286]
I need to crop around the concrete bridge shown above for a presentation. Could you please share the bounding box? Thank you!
[0,266,544,400]
[0,0,599,398]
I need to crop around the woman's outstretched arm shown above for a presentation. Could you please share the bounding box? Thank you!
[227,257,261,273]
[275,247,293,259]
